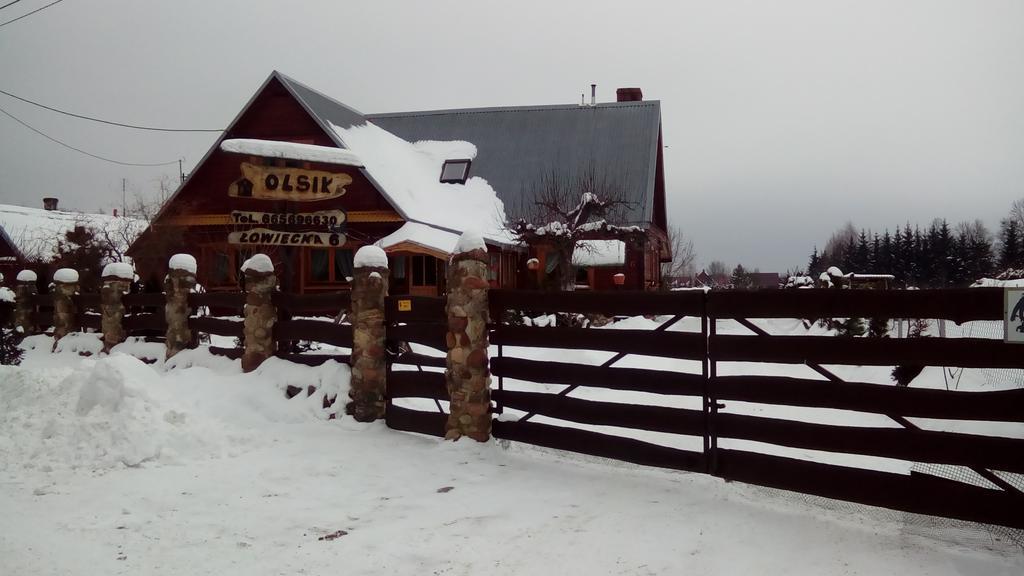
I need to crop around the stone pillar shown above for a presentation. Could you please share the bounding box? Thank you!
[51,268,79,346]
[445,232,492,441]
[241,254,277,372]
[165,254,197,360]
[347,246,388,422]
[13,270,38,336]
[100,263,132,353]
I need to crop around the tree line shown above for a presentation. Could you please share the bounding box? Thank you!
[806,213,1024,288]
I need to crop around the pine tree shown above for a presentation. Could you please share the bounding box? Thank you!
[912,226,925,287]
[999,219,1022,271]
[891,227,905,285]
[730,264,752,289]
[853,230,870,273]
[808,247,821,277]
[0,327,23,366]
[879,230,894,276]
[934,219,952,287]
[841,235,857,272]
[969,224,995,282]
[835,317,866,337]
[868,317,889,338]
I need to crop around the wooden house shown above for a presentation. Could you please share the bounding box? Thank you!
[129,72,670,295]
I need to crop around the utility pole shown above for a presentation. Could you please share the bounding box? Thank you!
[179,159,184,184]
[122,178,126,218]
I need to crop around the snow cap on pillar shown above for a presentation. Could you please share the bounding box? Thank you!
[16,270,37,283]
[354,245,388,269]
[240,253,274,274]
[169,254,197,274]
[53,268,79,284]
[101,262,134,280]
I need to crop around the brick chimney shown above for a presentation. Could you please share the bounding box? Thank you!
[616,87,643,102]
[43,197,58,211]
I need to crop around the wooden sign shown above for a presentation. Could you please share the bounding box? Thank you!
[228,228,346,247]
[1005,287,1024,343]
[397,299,412,312]
[228,163,352,202]
[230,210,346,227]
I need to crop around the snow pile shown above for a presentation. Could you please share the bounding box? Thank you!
[785,275,815,288]
[973,277,1024,288]
[454,228,486,255]
[16,269,37,282]
[0,349,350,474]
[0,286,12,302]
[240,253,274,274]
[220,138,363,167]
[168,253,197,273]
[826,266,843,277]
[53,268,79,283]
[332,122,515,249]
[0,355,214,471]
[101,262,134,280]
[354,245,388,268]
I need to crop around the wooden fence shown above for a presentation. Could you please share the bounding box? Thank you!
[481,287,1024,529]
[3,289,354,365]
[5,285,1023,528]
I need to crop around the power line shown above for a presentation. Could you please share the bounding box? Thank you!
[0,88,224,132]
[0,104,181,167]
[0,0,67,28]
[0,1,26,11]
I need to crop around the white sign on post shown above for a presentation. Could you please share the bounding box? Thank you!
[1004,287,1024,343]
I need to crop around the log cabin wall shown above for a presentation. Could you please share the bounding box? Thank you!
[137,77,404,295]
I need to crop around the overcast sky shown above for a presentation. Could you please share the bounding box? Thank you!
[1,0,1022,272]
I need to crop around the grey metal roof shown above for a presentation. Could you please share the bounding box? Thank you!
[366,102,662,226]
[276,72,367,135]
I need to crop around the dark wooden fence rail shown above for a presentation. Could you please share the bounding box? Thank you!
[487,287,1024,529]
[5,289,354,362]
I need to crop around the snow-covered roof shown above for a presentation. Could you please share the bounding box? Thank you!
[572,240,625,267]
[377,222,461,257]
[0,203,144,262]
[331,122,516,250]
[220,139,364,167]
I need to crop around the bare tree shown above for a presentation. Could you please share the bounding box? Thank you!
[508,165,639,291]
[707,260,728,277]
[1010,198,1024,230]
[661,226,696,284]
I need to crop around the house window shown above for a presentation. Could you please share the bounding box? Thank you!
[307,248,355,284]
[203,246,257,287]
[411,255,439,286]
[502,253,517,288]
[440,159,472,184]
[392,255,406,280]
[210,250,231,285]
[488,252,500,283]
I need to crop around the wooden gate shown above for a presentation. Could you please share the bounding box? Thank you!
[384,295,449,436]
[487,288,1024,529]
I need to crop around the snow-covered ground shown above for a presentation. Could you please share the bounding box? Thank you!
[1,328,1022,575]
